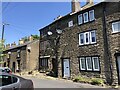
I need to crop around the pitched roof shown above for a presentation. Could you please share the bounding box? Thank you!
[4,40,39,51]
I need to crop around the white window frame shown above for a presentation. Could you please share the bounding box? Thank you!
[90,30,96,44]
[89,10,95,21]
[83,12,89,23]
[78,14,83,25]
[79,57,86,70]
[92,57,100,71]
[68,20,73,27]
[84,32,90,44]
[86,57,92,71]
[112,21,120,33]
[79,33,84,45]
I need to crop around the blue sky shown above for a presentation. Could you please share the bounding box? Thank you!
[2,1,99,45]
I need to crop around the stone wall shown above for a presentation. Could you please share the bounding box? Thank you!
[39,2,120,85]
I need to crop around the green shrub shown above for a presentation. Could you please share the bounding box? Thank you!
[73,76,104,85]
[91,78,104,85]
[73,76,91,83]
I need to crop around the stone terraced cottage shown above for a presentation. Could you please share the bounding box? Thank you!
[39,0,120,85]
[3,36,39,73]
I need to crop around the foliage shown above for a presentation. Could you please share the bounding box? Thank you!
[73,75,104,85]
[73,76,91,83]
[22,35,40,42]
[0,40,5,62]
[32,35,40,40]
[91,78,104,85]
[22,36,29,42]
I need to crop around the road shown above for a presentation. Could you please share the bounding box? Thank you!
[23,76,105,88]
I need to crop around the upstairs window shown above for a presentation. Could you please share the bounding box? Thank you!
[89,10,95,21]
[79,33,84,45]
[7,52,11,59]
[78,9,95,25]
[78,14,83,25]
[79,30,96,46]
[17,50,20,58]
[112,21,120,33]
[84,32,90,44]
[90,30,96,44]
[83,12,88,23]
[68,20,73,27]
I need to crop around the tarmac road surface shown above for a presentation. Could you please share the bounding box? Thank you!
[23,76,105,88]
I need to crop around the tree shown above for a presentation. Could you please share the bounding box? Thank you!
[0,39,5,64]
[31,35,39,40]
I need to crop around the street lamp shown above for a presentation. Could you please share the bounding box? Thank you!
[2,23,9,40]
[47,29,62,77]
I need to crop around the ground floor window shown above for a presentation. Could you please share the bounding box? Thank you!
[79,56,100,71]
[40,58,48,67]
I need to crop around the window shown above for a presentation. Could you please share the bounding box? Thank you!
[112,21,120,33]
[41,58,48,67]
[17,50,20,58]
[86,57,92,71]
[79,57,86,70]
[84,32,90,44]
[79,30,96,45]
[78,10,95,25]
[68,20,73,27]
[89,10,95,21]
[78,14,83,25]
[12,77,18,83]
[79,56,100,71]
[79,33,84,45]
[40,41,49,51]
[92,57,100,71]
[0,75,12,86]
[7,52,11,59]
[90,30,96,44]
[83,12,88,23]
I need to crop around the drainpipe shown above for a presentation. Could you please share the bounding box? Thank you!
[102,2,113,85]
[38,31,41,71]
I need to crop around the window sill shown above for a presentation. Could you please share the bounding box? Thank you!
[78,43,97,47]
[78,20,95,26]
[111,32,120,35]
[80,70,100,73]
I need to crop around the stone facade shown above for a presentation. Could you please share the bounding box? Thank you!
[3,40,39,73]
[39,2,120,85]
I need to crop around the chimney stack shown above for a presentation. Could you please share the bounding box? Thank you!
[29,35,33,41]
[82,0,94,10]
[6,44,10,49]
[11,42,16,47]
[71,0,81,13]
[19,39,24,45]
[86,0,93,4]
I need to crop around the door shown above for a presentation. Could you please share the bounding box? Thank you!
[117,56,120,84]
[12,62,16,73]
[63,59,70,78]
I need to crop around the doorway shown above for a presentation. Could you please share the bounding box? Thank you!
[12,62,16,73]
[117,56,120,84]
[63,59,70,78]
